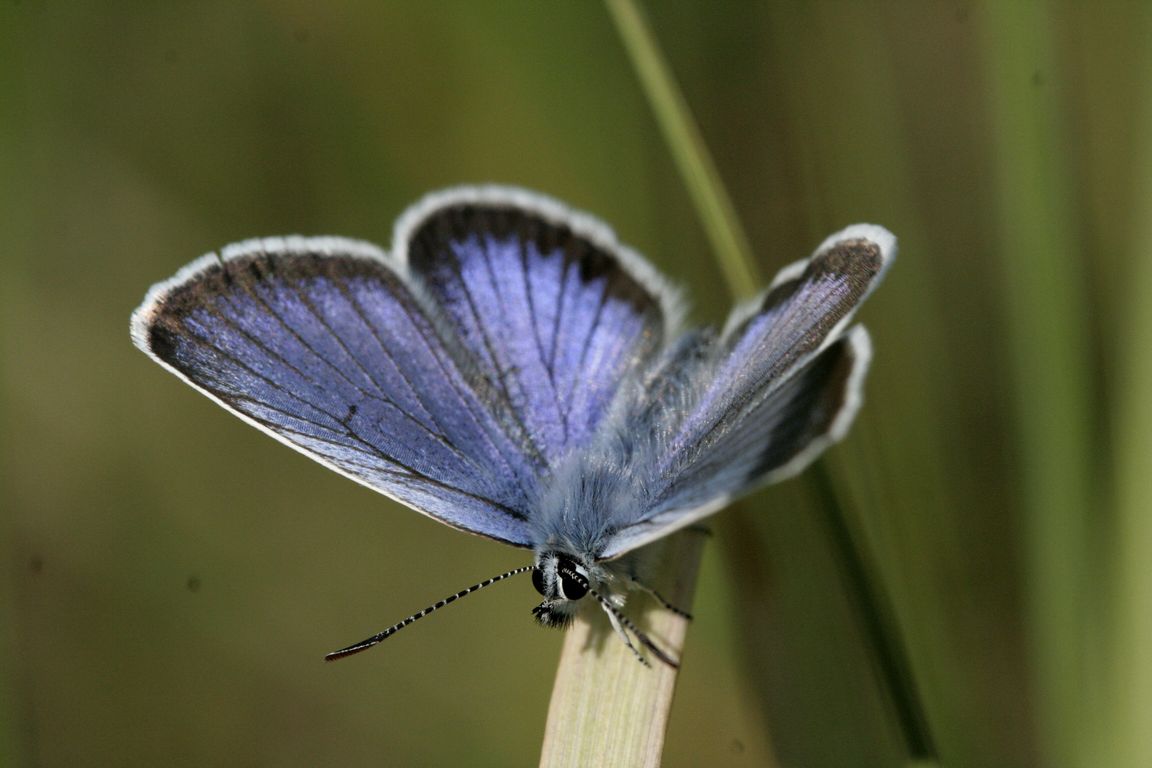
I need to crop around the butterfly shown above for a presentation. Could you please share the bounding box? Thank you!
[131,186,894,666]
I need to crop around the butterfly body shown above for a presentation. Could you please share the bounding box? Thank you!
[132,185,893,664]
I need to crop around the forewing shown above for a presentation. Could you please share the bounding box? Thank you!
[599,225,895,559]
[396,187,678,467]
[131,237,541,547]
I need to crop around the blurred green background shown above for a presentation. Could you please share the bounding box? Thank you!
[3,2,1148,766]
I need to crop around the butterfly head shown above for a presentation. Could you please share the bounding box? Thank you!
[530,551,592,629]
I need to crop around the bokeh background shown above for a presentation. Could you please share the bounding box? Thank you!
[3,2,1148,766]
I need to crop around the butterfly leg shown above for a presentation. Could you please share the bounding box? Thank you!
[629,578,693,620]
[600,603,652,668]
[590,588,678,668]
[620,561,693,619]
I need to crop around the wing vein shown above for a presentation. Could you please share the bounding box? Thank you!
[454,236,550,470]
[199,290,482,469]
[563,270,611,428]
[284,266,440,426]
[326,271,451,425]
[336,261,538,503]
[520,240,564,445]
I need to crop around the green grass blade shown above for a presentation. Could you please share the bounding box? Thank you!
[978,3,1094,766]
[603,0,761,298]
[1105,8,1152,764]
[808,463,935,761]
[1109,197,1152,764]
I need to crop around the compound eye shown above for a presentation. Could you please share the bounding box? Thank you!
[557,569,588,601]
[531,567,548,597]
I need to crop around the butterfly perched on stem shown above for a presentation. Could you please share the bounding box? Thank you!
[131,186,893,666]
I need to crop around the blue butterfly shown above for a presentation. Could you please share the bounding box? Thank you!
[131,186,894,666]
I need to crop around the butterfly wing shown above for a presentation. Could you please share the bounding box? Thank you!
[598,225,895,559]
[132,188,675,548]
[132,236,546,546]
[395,187,679,467]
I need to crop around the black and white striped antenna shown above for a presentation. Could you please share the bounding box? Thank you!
[324,565,535,661]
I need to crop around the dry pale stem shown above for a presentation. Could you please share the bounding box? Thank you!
[538,531,705,768]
